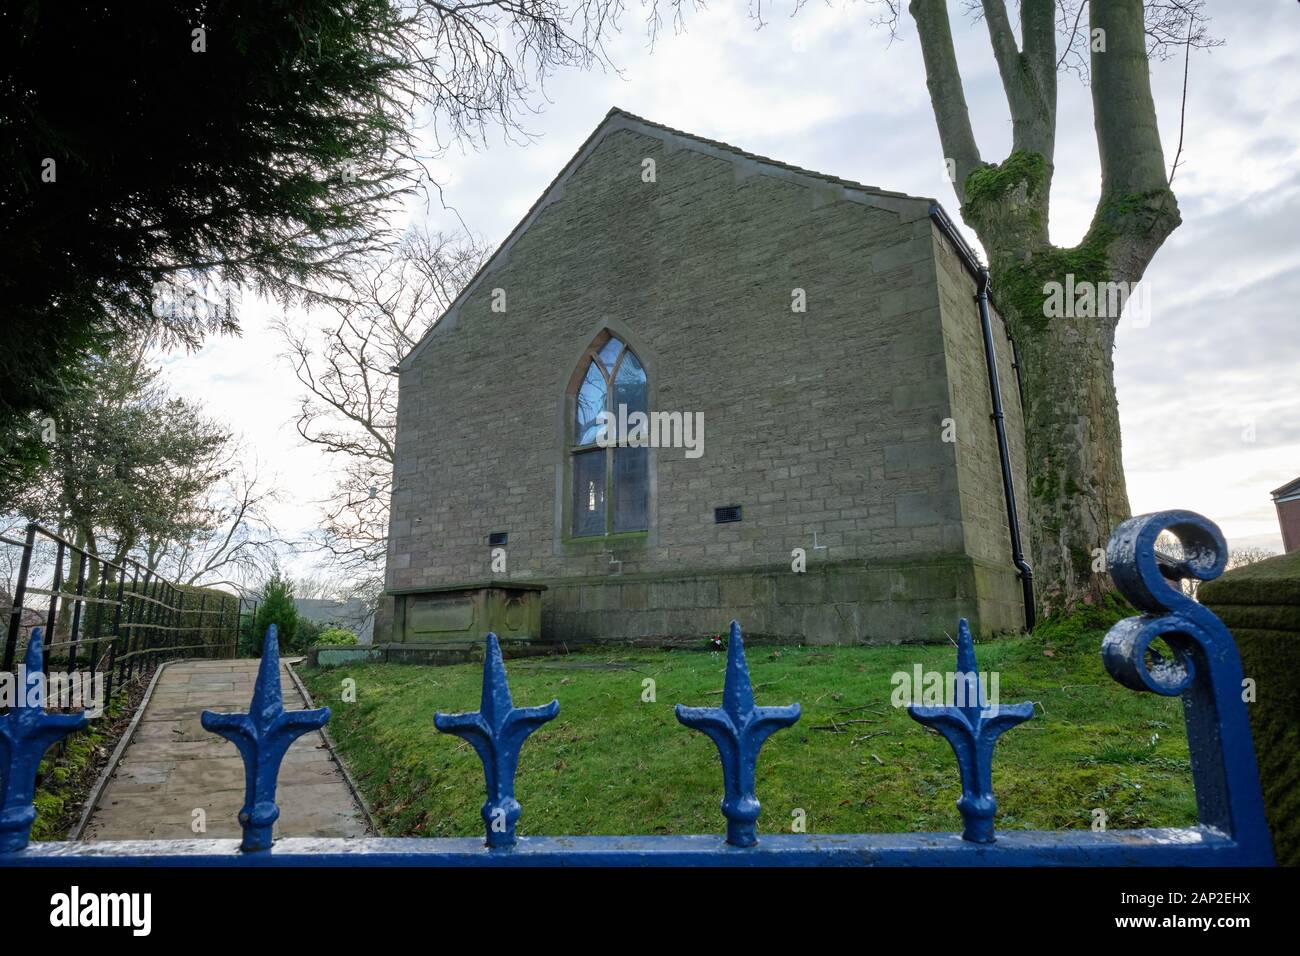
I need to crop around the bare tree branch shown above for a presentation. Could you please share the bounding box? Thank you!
[908,0,984,202]
[1086,0,1181,286]
[279,227,489,591]
[1053,0,1221,83]
[977,0,1055,157]
[1166,7,1195,185]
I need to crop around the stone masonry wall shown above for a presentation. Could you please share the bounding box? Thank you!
[382,121,1027,643]
[932,227,1032,632]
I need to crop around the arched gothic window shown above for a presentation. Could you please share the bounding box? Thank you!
[571,334,648,536]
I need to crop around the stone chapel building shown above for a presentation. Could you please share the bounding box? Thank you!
[377,108,1032,646]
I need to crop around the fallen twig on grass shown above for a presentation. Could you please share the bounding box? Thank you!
[705,681,779,696]
[830,704,888,718]
[851,731,891,744]
[811,718,881,732]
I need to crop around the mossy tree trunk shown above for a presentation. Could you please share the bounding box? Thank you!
[909,0,1182,614]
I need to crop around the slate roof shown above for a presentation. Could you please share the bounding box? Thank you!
[1272,475,1300,500]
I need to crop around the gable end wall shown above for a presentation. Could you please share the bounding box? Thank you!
[378,127,1025,643]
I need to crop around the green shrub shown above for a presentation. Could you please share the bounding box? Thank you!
[297,618,324,648]
[253,571,299,655]
[314,627,358,646]
[1200,549,1300,866]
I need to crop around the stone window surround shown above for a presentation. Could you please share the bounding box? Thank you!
[553,320,659,559]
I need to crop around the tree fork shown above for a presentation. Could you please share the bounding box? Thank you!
[908,0,1187,617]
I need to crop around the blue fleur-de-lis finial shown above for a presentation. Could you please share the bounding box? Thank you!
[435,634,559,848]
[0,628,88,853]
[675,620,800,848]
[908,618,1034,843]
[201,624,329,852]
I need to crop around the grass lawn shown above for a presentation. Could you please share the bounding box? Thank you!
[301,603,1196,839]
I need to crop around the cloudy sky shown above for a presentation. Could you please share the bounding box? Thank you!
[162,0,1300,578]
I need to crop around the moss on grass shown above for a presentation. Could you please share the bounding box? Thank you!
[1029,591,1132,648]
[29,675,145,842]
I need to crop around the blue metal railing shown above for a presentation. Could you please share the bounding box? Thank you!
[0,510,1275,866]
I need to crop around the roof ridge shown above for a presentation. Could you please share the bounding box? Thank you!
[605,106,930,203]
[398,107,939,369]
[1272,475,1300,497]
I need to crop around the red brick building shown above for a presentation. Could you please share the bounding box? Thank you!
[1273,476,1300,553]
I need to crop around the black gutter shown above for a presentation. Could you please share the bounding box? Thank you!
[929,204,1036,631]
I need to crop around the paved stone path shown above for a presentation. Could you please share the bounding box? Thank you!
[83,658,368,841]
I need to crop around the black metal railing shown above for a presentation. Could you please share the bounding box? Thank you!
[1,523,248,702]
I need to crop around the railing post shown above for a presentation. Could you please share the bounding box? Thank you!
[0,629,87,853]
[84,564,109,692]
[65,542,89,676]
[2,523,36,673]
[195,591,207,659]
[907,619,1034,843]
[153,579,164,665]
[41,538,66,678]
[674,621,801,847]
[174,587,186,660]
[154,574,164,668]
[156,576,169,666]
[123,564,141,684]
[1104,510,1275,864]
[105,566,127,701]
[434,634,559,848]
[138,568,157,677]
[213,596,225,660]
[201,625,329,851]
[246,600,259,656]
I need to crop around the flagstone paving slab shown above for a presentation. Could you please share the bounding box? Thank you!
[82,658,369,842]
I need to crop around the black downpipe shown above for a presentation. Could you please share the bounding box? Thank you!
[975,267,1036,631]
